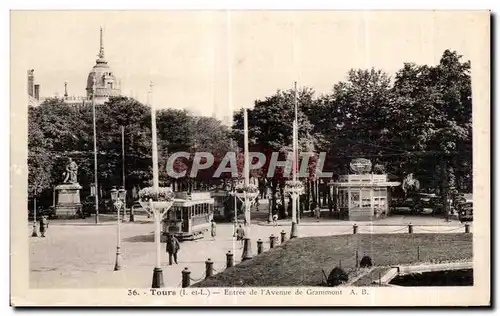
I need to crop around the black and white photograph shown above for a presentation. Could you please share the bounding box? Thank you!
[10,10,490,306]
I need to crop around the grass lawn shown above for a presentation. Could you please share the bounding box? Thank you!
[192,233,472,287]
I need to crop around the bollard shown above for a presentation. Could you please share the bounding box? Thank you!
[355,250,359,269]
[269,234,276,248]
[408,223,413,234]
[129,208,135,222]
[280,230,287,243]
[226,251,234,269]
[465,223,470,233]
[290,222,298,239]
[181,268,191,288]
[353,224,358,234]
[205,258,214,279]
[242,238,253,261]
[257,239,263,254]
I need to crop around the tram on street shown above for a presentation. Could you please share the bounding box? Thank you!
[162,191,214,241]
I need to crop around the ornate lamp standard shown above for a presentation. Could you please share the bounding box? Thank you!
[139,81,176,288]
[111,187,126,271]
[284,180,304,239]
[286,82,302,239]
[239,109,259,228]
[233,182,259,226]
[232,181,259,261]
[138,188,175,288]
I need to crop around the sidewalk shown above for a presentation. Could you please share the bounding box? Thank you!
[39,215,153,226]
[30,224,251,288]
[30,221,471,289]
[257,215,464,227]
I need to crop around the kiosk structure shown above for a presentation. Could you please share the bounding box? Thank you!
[330,159,400,221]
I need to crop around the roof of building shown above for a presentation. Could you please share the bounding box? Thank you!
[85,27,120,98]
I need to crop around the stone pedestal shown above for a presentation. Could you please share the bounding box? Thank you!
[54,183,82,218]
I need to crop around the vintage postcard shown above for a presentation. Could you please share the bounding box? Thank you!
[10,10,490,306]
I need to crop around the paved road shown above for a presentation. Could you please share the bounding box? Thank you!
[29,215,471,289]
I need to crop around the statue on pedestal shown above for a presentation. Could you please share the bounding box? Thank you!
[55,158,82,219]
[63,158,79,184]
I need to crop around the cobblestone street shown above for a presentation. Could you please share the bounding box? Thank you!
[29,214,470,289]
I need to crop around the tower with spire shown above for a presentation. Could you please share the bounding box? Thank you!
[85,27,121,104]
[28,27,122,108]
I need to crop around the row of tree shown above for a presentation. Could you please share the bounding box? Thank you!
[28,97,234,206]
[29,49,472,218]
[230,50,472,218]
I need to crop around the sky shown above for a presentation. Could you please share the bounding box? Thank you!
[11,10,487,121]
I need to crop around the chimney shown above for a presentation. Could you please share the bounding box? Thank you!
[34,84,40,100]
[27,69,35,97]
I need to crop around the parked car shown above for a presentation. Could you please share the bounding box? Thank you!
[456,193,473,222]
[413,193,440,213]
[391,193,435,214]
[431,192,472,218]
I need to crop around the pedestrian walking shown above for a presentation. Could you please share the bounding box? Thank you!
[315,205,321,222]
[210,219,216,239]
[166,234,180,265]
[276,199,282,214]
[272,213,278,227]
[236,224,245,247]
[39,216,48,237]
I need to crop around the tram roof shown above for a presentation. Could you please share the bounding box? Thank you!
[172,198,215,206]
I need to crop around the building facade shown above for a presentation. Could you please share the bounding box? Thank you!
[27,69,41,107]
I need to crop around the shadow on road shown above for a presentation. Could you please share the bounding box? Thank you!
[123,233,155,243]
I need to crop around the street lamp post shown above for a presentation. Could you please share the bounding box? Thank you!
[121,125,128,221]
[129,205,135,222]
[267,186,273,223]
[285,180,303,239]
[31,190,38,237]
[152,201,163,287]
[92,74,99,224]
[287,82,301,239]
[229,185,238,237]
[229,109,259,237]
[137,197,174,288]
[143,81,175,288]
[111,187,126,271]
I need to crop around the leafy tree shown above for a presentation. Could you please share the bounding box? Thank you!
[391,50,472,217]
[28,99,86,207]
[91,96,153,192]
[28,106,52,205]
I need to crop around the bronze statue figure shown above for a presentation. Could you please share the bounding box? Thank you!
[63,158,78,184]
